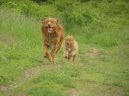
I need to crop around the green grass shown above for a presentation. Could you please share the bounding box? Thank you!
[0,1,129,96]
[0,8,43,84]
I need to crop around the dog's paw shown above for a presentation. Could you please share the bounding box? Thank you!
[52,60,55,64]
[64,56,68,59]
[68,57,70,59]
[44,55,47,58]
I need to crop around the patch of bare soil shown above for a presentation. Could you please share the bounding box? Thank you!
[86,48,106,59]
[111,87,124,96]
[0,64,60,92]
[70,89,79,96]
[0,65,43,92]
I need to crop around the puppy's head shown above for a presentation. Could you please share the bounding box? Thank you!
[42,18,59,33]
[65,36,75,48]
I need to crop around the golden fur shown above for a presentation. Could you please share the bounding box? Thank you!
[41,18,64,64]
[64,35,78,61]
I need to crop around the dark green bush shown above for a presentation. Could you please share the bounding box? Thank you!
[1,0,129,46]
[0,75,9,83]
[32,0,48,3]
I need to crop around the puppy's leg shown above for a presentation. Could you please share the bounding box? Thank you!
[68,55,71,60]
[64,50,68,59]
[71,51,76,61]
[73,55,76,61]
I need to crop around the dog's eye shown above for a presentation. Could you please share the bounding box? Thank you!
[67,43,69,45]
[50,21,54,24]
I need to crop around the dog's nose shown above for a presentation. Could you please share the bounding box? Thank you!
[48,24,51,27]
[47,22,52,27]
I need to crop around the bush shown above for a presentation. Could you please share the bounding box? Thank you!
[32,0,48,3]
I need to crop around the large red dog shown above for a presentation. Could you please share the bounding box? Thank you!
[41,18,64,64]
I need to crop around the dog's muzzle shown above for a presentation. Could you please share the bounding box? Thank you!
[47,27,53,33]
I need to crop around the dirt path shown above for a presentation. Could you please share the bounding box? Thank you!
[0,64,59,92]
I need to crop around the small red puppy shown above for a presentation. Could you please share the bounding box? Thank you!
[64,35,78,61]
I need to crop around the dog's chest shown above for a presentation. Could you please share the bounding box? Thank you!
[46,32,57,37]
[49,44,55,50]
[45,34,59,44]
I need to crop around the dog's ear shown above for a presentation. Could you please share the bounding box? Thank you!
[56,18,59,24]
[41,17,47,24]
[41,20,45,24]
[42,17,48,21]
[42,17,47,20]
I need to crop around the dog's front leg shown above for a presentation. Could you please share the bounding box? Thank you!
[43,43,53,62]
[51,43,59,55]
[50,43,60,64]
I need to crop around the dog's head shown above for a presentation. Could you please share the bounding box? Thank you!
[42,18,59,33]
[65,36,75,48]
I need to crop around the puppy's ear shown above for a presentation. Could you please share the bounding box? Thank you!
[70,35,73,38]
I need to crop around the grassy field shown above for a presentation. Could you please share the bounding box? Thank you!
[0,0,129,96]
